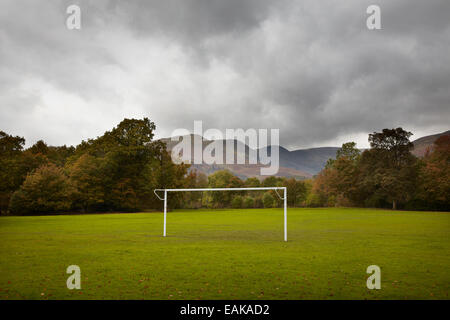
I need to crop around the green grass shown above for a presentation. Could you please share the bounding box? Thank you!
[0,208,449,300]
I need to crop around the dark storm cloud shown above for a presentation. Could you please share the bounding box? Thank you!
[111,0,285,41]
[0,0,449,148]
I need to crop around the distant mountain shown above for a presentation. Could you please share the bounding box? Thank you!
[160,130,449,179]
[411,130,450,157]
[161,135,332,179]
[271,145,339,175]
[255,145,338,177]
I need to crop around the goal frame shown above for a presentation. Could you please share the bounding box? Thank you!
[154,187,287,241]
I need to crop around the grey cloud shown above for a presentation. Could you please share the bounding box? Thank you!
[113,0,285,42]
[0,0,449,149]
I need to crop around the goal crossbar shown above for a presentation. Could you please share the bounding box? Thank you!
[154,187,287,241]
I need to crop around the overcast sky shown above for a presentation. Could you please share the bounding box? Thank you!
[1,0,449,150]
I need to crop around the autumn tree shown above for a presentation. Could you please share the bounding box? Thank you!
[285,178,307,206]
[359,128,418,209]
[231,195,243,208]
[9,163,73,215]
[416,135,450,210]
[207,170,243,207]
[67,154,108,212]
[309,142,361,207]
[329,142,361,205]
[243,196,255,208]
[262,192,276,208]
[67,118,188,211]
[0,131,26,214]
[307,169,336,207]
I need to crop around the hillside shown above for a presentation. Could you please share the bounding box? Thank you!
[411,130,450,157]
[161,130,449,179]
[161,135,333,179]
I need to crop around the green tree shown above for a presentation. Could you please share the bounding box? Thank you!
[245,177,260,187]
[360,128,417,209]
[308,171,334,207]
[285,178,307,207]
[231,195,243,208]
[67,118,188,211]
[416,135,450,210]
[0,131,26,214]
[244,177,261,199]
[262,192,275,208]
[262,176,279,187]
[305,192,324,207]
[243,196,255,208]
[67,154,108,212]
[152,143,190,209]
[207,170,243,207]
[329,142,361,205]
[181,170,207,208]
[312,142,361,207]
[9,164,73,215]
[28,140,49,155]
[336,142,361,161]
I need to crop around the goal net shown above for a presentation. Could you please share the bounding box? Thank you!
[154,187,287,241]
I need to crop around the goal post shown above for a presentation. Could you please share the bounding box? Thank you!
[154,187,287,241]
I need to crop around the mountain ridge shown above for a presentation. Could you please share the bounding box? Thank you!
[160,130,449,179]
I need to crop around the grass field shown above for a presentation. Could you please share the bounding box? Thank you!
[0,208,449,300]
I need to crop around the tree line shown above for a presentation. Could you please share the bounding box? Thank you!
[177,170,308,210]
[0,118,188,215]
[0,120,448,215]
[308,128,449,211]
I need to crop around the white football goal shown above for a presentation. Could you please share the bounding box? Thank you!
[153,187,287,241]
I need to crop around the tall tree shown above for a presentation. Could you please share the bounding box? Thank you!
[285,178,307,206]
[67,118,188,211]
[330,142,361,205]
[416,135,450,210]
[0,131,26,214]
[313,142,361,207]
[362,128,417,209]
[9,163,73,215]
[68,154,108,212]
